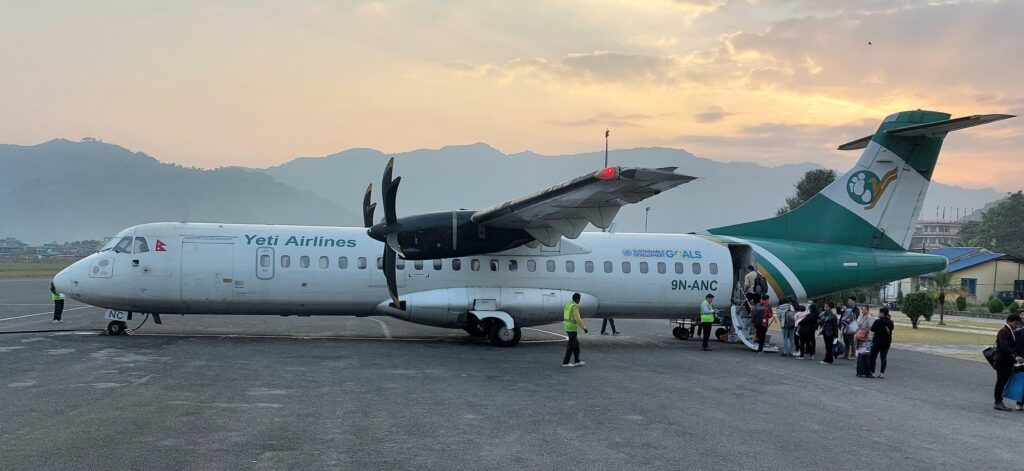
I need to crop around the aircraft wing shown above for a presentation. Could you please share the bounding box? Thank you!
[470,166,695,246]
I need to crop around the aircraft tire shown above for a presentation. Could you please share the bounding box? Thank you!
[487,323,521,347]
[672,326,689,340]
[107,321,127,336]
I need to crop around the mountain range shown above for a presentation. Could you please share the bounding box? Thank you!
[0,138,1005,244]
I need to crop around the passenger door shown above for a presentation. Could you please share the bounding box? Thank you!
[181,241,235,306]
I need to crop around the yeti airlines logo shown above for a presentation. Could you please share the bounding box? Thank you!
[846,169,898,210]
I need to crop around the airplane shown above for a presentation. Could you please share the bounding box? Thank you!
[53,110,1014,347]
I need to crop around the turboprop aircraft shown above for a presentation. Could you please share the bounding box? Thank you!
[53,110,1013,347]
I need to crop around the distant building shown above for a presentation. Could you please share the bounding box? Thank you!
[918,247,1024,302]
[0,237,29,256]
[909,220,963,251]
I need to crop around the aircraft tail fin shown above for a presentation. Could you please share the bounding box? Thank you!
[708,111,1014,250]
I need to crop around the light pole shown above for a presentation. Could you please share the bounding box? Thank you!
[644,207,651,233]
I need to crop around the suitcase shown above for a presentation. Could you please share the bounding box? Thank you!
[856,352,871,377]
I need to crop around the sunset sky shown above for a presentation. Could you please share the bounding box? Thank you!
[1,0,1021,189]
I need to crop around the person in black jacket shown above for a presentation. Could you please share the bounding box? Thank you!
[870,307,895,378]
[798,304,819,361]
[818,302,839,364]
[993,313,1023,411]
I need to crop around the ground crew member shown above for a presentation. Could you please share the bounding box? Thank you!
[50,282,64,324]
[700,293,716,351]
[562,293,588,367]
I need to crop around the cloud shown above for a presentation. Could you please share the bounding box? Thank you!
[694,106,734,123]
[451,51,684,87]
[549,112,655,128]
[672,119,877,166]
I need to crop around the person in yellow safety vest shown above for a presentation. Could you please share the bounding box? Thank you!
[562,293,588,368]
[700,293,717,351]
[50,282,65,324]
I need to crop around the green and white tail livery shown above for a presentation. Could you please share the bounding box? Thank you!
[707,110,1013,300]
[710,111,1013,250]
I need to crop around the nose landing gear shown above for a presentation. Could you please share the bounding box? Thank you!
[106,321,128,336]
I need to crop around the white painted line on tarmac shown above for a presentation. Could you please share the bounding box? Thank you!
[0,306,93,322]
[524,327,568,341]
[364,317,393,339]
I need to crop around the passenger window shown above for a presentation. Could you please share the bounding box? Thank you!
[509,260,518,272]
[414,260,424,270]
[639,262,648,274]
[377,257,383,270]
[566,260,575,273]
[585,261,594,273]
[527,260,536,272]
[692,262,701,274]
[357,257,367,269]
[281,255,291,268]
[113,236,133,254]
[260,254,271,268]
[396,259,405,270]
[452,259,462,271]
[604,261,613,273]
[300,256,310,268]
[490,259,499,271]
[709,263,718,275]
[546,260,556,272]
[338,256,348,269]
[658,262,666,274]
[622,261,631,274]
[133,237,150,253]
[471,259,480,271]
[675,262,684,274]
[433,260,443,270]
[319,256,329,269]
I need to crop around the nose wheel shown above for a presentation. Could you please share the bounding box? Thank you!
[107,321,128,336]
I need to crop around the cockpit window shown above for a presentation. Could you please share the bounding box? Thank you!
[112,236,133,254]
[133,237,150,253]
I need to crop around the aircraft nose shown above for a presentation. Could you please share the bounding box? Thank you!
[53,260,81,298]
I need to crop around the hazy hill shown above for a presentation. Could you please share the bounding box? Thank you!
[0,139,356,244]
[0,138,1003,244]
[263,143,1004,235]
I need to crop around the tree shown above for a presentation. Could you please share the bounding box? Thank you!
[928,271,965,325]
[988,298,1005,314]
[902,291,936,329]
[959,191,1024,258]
[777,168,838,216]
[955,295,967,311]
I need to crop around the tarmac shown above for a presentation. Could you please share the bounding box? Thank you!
[2,276,1022,470]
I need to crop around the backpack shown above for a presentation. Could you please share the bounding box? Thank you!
[751,304,766,327]
[753,273,769,295]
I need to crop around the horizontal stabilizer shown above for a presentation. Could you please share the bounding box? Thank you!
[837,113,1015,150]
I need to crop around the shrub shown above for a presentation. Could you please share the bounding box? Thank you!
[987,298,1005,314]
[1008,301,1021,314]
[902,291,936,329]
[955,295,967,311]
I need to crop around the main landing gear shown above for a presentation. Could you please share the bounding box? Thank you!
[487,322,521,347]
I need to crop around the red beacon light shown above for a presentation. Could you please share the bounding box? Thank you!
[596,166,618,180]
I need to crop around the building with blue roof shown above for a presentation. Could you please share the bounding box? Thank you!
[918,247,1024,303]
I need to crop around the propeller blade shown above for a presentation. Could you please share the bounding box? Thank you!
[386,232,405,259]
[362,183,377,228]
[384,176,401,227]
[383,245,401,307]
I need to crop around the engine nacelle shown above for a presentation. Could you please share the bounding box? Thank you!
[375,287,600,329]
[367,210,532,260]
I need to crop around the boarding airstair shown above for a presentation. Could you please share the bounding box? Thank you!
[727,305,779,353]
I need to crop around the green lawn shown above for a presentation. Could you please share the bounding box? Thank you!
[0,258,79,277]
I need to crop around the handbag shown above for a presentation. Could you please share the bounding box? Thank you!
[832,338,845,357]
[983,343,999,370]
